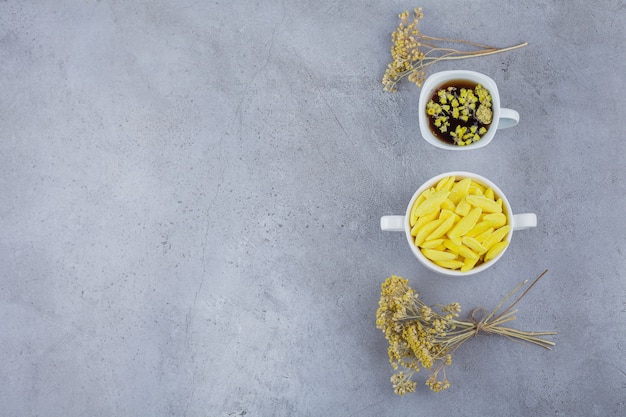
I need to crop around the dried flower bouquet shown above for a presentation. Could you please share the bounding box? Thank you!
[382,8,528,92]
[376,271,555,394]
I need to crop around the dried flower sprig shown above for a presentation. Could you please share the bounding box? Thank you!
[376,270,555,394]
[382,8,528,92]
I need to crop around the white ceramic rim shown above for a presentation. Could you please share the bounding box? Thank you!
[418,70,501,151]
[403,171,513,276]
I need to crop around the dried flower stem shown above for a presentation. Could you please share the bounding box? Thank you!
[376,270,555,394]
[382,8,528,91]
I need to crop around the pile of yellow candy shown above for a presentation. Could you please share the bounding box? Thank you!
[410,176,510,272]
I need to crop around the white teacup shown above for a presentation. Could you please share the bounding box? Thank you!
[380,172,536,276]
[418,70,519,150]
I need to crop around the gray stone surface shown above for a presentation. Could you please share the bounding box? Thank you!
[1,0,625,415]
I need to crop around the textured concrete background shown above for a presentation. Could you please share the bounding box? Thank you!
[1,0,625,416]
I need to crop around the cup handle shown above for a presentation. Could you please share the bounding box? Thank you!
[381,215,405,232]
[497,108,520,129]
[511,213,537,230]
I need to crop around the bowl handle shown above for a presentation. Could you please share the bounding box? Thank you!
[512,213,537,230]
[380,215,405,232]
[498,108,520,129]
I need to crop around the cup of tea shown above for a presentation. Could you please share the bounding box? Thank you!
[380,172,536,276]
[418,70,519,150]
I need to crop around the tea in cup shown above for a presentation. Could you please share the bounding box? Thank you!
[418,70,519,150]
[380,172,536,276]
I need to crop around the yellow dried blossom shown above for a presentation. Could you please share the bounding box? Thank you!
[476,103,493,124]
[426,374,451,392]
[382,8,527,92]
[376,272,556,394]
[419,305,433,321]
[391,372,417,396]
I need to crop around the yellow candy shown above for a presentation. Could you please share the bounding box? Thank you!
[466,195,502,213]
[465,221,494,238]
[454,198,472,217]
[461,257,479,272]
[458,244,479,261]
[483,212,507,227]
[471,180,486,190]
[442,239,461,255]
[439,209,456,220]
[469,180,486,195]
[411,210,439,236]
[462,236,488,255]
[435,176,456,191]
[484,187,495,200]
[410,195,425,226]
[421,248,457,262]
[411,190,450,218]
[426,214,457,241]
[421,239,445,249]
[448,177,472,204]
[475,227,495,243]
[484,241,509,262]
[440,198,456,211]
[482,225,511,251]
[448,207,482,239]
[414,218,444,247]
[435,260,465,270]
[409,188,435,225]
